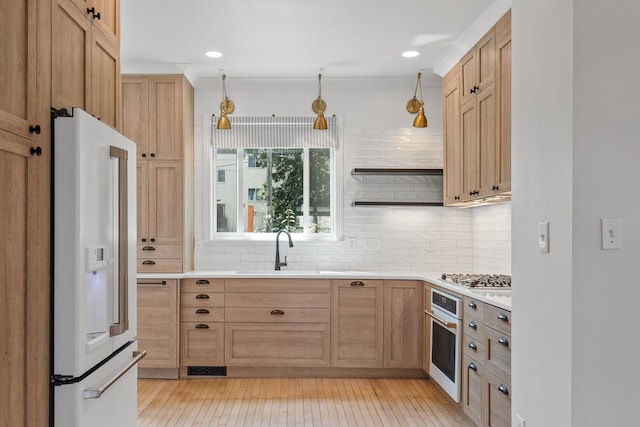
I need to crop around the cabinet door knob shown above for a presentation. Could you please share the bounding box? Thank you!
[454,196,460,200]
[468,321,477,329]
[468,301,477,309]
[498,337,509,346]
[469,362,477,371]
[150,238,155,243]
[29,125,41,134]
[196,309,210,314]
[196,279,210,285]
[350,281,365,287]
[195,324,209,329]
[498,384,509,395]
[195,294,210,299]
[498,313,509,322]
[270,309,285,316]
[30,146,42,156]
[141,153,147,158]
[492,185,499,191]
[141,238,147,243]
[468,342,477,350]
[142,260,155,265]
[150,153,155,157]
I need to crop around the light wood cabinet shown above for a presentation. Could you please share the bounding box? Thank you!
[331,279,384,368]
[225,278,331,368]
[443,10,511,206]
[383,280,423,368]
[180,279,225,370]
[462,297,512,427]
[137,279,179,378]
[52,0,120,130]
[122,75,194,273]
[1,0,51,423]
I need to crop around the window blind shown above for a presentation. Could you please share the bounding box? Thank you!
[211,115,338,149]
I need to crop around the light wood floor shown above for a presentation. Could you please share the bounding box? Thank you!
[138,377,475,427]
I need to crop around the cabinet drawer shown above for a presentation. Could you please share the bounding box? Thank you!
[484,304,511,336]
[181,307,225,323]
[225,308,330,323]
[463,297,485,321]
[485,371,511,427]
[181,291,225,307]
[225,278,330,293]
[180,322,225,366]
[225,323,330,367]
[138,258,182,273]
[181,278,224,293]
[485,327,511,379]
[463,333,485,362]
[463,317,486,343]
[225,292,330,308]
[461,354,483,426]
[137,244,182,259]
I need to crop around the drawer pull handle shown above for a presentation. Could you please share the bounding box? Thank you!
[141,246,155,251]
[270,309,285,316]
[468,321,477,329]
[468,342,477,350]
[350,281,365,287]
[498,337,509,346]
[196,294,210,300]
[469,362,477,371]
[196,279,210,285]
[498,384,509,395]
[468,301,477,309]
[142,260,155,265]
[498,313,509,322]
[195,324,209,329]
[196,309,210,314]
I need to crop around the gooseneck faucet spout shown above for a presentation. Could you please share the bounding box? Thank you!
[275,229,294,271]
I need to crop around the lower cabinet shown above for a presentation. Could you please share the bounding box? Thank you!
[383,280,423,368]
[462,296,512,426]
[330,279,384,368]
[224,278,331,368]
[225,323,330,367]
[137,279,179,378]
[180,278,225,373]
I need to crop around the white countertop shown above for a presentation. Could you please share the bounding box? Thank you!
[138,270,512,311]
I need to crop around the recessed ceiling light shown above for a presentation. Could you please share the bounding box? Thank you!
[205,51,223,58]
[402,51,420,58]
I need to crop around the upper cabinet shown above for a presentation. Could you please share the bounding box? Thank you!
[443,10,511,206]
[52,0,120,130]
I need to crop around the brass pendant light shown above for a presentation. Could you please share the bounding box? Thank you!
[312,73,328,130]
[217,74,233,130]
[407,72,428,128]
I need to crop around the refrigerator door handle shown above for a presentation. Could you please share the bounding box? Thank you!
[109,145,130,337]
[82,350,146,399]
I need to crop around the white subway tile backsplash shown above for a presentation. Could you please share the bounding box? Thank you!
[193,124,511,274]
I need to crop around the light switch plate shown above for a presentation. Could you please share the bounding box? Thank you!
[538,222,549,253]
[601,218,622,249]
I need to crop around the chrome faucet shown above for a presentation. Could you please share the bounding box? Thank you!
[275,229,294,271]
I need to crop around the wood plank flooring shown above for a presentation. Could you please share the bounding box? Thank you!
[138,377,475,426]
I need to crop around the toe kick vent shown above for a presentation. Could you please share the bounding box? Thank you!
[187,366,227,376]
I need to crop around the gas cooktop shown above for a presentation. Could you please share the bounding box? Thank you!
[441,273,511,288]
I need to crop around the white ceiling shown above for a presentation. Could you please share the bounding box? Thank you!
[121,0,499,83]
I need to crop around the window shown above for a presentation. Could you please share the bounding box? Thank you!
[211,116,339,238]
[217,169,226,182]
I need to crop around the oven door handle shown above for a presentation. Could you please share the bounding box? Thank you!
[424,309,458,329]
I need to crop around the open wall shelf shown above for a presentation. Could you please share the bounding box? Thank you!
[350,168,444,207]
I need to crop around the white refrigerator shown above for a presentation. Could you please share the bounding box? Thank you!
[51,108,144,426]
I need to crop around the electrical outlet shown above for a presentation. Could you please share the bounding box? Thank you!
[516,414,526,427]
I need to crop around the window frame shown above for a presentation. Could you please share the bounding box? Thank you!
[202,115,344,242]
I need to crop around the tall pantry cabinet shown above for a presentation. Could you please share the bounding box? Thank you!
[1,0,51,424]
[121,75,195,274]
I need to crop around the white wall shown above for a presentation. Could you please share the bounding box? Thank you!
[192,78,510,273]
[513,0,640,425]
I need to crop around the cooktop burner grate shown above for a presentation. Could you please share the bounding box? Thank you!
[441,273,511,288]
